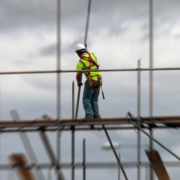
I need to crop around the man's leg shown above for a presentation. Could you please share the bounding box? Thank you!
[91,86,101,118]
[83,82,94,118]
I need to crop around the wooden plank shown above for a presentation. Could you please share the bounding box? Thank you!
[0,116,180,128]
[9,154,36,180]
[145,150,170,180]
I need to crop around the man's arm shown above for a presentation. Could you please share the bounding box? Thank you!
[76,73,82,86]
[76,61,83,86]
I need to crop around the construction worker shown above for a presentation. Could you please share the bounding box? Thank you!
[75,44,102,119]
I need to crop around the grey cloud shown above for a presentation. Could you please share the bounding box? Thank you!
[0,0,165,32]
[140,22,180,41]
[140,23,149,41]
[141,23,149,31]
[140,32,149,41]
[0,0,56,31]
[65,35,84,53]
[175,34,180,39]
[0,0,87,31]
[14,60,26,65]
[108,25,129,36]
[39,44,56,56]
[1,0,180,35]
[21,75,56,91]
[39,35,84,56]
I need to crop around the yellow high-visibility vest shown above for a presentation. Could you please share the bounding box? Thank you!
[76,53,102,82]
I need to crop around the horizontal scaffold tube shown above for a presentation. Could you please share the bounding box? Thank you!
[1,161,180,170]
[0,116,180,128]
[0,67,180,75]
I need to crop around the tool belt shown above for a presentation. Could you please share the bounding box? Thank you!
[85,75,102,88]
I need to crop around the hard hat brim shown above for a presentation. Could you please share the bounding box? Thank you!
[75,49,86,53]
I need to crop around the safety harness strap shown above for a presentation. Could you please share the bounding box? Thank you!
[79,53,102,87]
[81,53,92,70]
[79,60,88,69]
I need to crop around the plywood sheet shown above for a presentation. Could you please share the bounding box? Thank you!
[145,150,170,180]
[9,154,36,180]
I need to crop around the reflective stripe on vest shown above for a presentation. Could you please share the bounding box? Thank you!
[79,60,98,72]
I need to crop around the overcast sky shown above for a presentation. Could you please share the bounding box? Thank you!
[1,0,180,179]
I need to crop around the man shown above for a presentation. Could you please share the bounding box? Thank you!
[75,44,102,119]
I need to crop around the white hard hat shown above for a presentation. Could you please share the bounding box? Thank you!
[75,44,85,52]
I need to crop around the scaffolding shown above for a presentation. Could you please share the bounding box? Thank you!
[1,0,180,180]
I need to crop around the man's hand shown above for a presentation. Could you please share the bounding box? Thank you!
[78,82,83,87]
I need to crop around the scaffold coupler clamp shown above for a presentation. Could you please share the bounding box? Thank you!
[127,112,133,123]
[78,118,83,124]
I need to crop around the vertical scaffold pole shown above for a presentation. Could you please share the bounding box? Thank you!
[72,128,75,180]
[146,165,149,180]
[72,81,75,119]
[84,0,92,47]
[149,0,154,179]
[103,125,128,180]
[137,60,141,180]
[118,153,121,180]
[75,0,92,120]
[0,86,2,179]
[57,0,61,179]
[83,139,86,180]
[75,77,82,120]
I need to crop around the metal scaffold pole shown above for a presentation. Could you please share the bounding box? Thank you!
[128,117,180,161]
[75,75,82,120]
[137,60,141,180]
[72,128,75,180]
[57,0,61,179]
[149,0,154,179]
[84,0,91,47]
[72,81,75,119]
[83,139,86,180]
[118,153,121,180]
[0,67,180,75]
[103,125,128,180]
[75,0,92,120]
